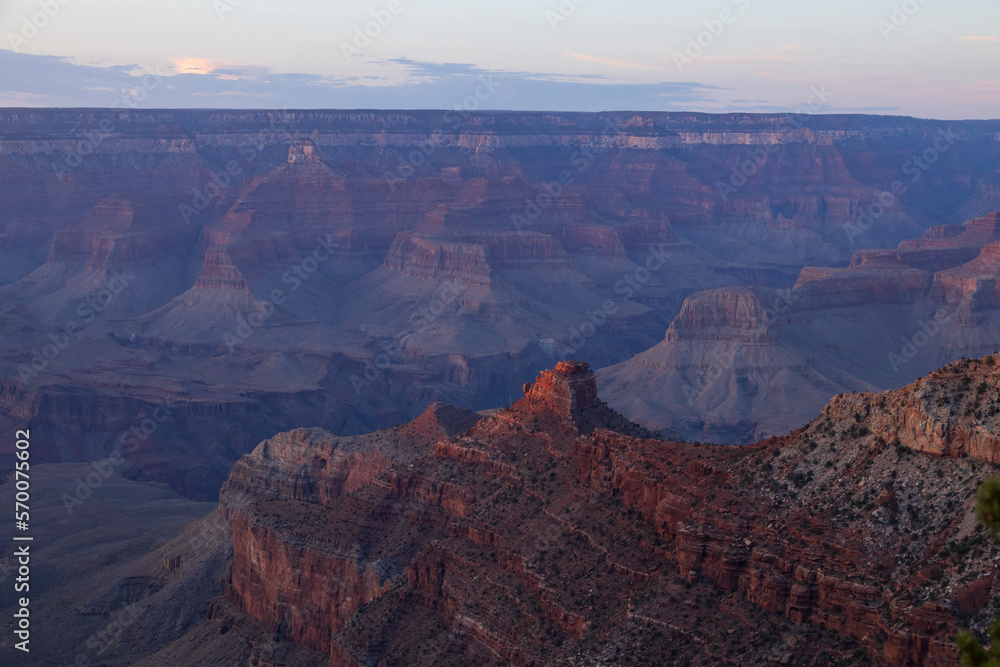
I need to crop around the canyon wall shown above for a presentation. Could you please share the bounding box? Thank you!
[4,110,1000,500]
[218,359,1000,666]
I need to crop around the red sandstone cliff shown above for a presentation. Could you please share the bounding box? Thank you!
[218,359,1000,666]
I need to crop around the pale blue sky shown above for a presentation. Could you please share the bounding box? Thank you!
[1,0,997,118]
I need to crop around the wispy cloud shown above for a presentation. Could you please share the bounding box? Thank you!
[0,49,720,111]
[961,35,1000,42]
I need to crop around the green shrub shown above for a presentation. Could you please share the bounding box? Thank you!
[956,477,1000,664]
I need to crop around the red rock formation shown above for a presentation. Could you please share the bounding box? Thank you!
[195,247,251,291]
[522,360,598,419]
[384,233,495,286]
[227,510,395,653]
[932,242,1000,313]
[897,213,1000,272]
[794,212,1000,305]
[223,403,482,504]
[821,356,1000,463]
[219,359,1000,666]
[222,404,482,654]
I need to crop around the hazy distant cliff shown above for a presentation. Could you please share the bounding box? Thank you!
[3,109,1000,499]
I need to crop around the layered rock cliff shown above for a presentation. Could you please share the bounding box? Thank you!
[217,358,1000,666]
[4,110,1000,502]
[600,211,1000,444]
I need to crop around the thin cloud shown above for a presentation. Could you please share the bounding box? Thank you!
[961,35,1000,42]
[0,50,719,111]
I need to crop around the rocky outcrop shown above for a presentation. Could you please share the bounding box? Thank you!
[383,231,584,290]
[793,261,932,308]
[598,284,842,444]
[223,428,395,505]
[226,511,395,654]
[384,233,495,286]
[664,287,778,343]
[217,359,1000,666]
[220,404,483,657]
[222,403,482,505]
[897,213,1000,272]
[601,211,1000,443]
[821,355,1000,463]
[796,212,1000,306]
[572,429,965,665]
[195,247,251,291]
[522,360,598,419]
[931,242,1000,312]
[288,139,318,164]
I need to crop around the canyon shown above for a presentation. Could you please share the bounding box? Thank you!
[10,356,1000,665]
[599,213,1000,443]
[211,358,1000,665]
[2,110,1000,501]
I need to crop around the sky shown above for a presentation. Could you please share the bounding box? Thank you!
[0,0,997,119]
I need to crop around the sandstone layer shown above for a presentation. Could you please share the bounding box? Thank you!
[219,358,1000,666]
[600,213,1000,444]
[3,111,1000,500]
